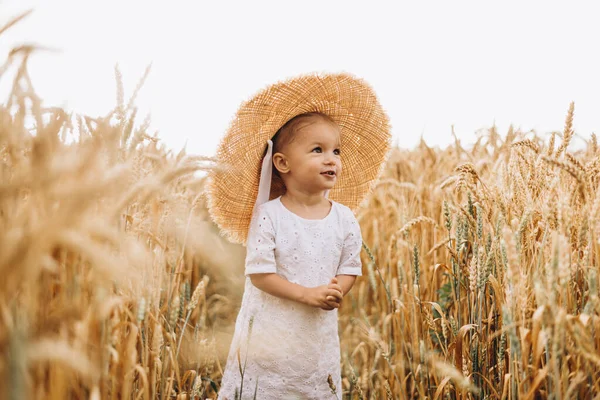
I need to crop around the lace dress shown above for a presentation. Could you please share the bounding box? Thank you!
[218,196,363,400]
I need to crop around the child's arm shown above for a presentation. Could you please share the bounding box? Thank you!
[327,209,364,305]
[250,273,343,310]
[326,275,357,305]
[335,274,357,296]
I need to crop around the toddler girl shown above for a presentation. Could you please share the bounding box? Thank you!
[207,73,390,399]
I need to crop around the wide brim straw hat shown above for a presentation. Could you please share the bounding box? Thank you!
[206,72,391,245]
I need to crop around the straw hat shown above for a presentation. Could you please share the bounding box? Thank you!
[206,72,391,245]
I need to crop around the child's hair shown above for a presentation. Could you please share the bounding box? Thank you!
[271,112,339,154]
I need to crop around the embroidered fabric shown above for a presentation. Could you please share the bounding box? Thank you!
[218,196,363,399]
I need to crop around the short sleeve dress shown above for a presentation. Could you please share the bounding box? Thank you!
[218,196,363,400]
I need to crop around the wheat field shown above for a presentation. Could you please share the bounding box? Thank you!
[1,13,600,400]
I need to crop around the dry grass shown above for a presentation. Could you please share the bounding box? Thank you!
[1,12,600,400]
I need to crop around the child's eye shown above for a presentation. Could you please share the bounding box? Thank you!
[312,147,322,153]
[334,149,341,155]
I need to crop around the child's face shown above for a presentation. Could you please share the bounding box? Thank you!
[274,120,342,194]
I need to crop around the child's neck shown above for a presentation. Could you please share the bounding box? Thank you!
[280,189,331,219]
[282,187,328,206]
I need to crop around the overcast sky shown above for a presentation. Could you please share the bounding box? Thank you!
[1,1,598,155]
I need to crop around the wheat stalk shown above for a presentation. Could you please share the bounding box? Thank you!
[556,101,575,157]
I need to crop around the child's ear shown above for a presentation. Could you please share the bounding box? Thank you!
[272,152,289,174]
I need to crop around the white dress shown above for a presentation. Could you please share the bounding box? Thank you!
[218,196,363,400]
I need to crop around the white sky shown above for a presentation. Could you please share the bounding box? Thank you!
[1,0,598,156]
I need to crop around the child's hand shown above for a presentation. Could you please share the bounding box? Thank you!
[302,281,343,311]
[325,277,344,307]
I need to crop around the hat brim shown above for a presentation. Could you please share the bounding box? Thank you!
[207,72,391,245]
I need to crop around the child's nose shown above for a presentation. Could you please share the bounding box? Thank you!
[324,153,337,164]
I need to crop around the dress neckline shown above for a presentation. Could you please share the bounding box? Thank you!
[276,196,334,223]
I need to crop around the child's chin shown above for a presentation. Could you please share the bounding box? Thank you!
[313,185,335,193]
